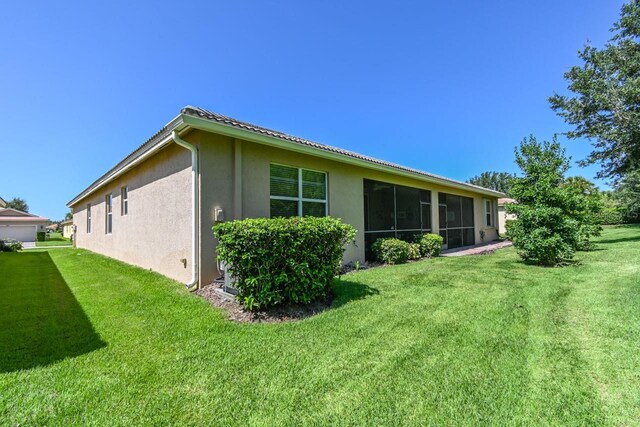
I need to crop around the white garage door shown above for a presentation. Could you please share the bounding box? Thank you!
[0,225,36,242]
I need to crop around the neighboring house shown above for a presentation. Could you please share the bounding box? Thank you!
[61,219,74,239]
[46,223,59,233]
[498,198,517,235]
[0,197,6,208]
[68,106,504,288]
[0,208,49,242]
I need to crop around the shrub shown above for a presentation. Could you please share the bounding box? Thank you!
[408,243,421,260]
[36,231,45,242]
[213,216,356,311]
[508,136,591,266]
[417,233,443,258]
[0,239,23,252]
[372,238,411,265]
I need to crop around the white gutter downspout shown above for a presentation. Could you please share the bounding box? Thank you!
[172,130,199,290]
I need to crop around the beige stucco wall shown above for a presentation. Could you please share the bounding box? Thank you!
[62,223,74,238]
[71,129,500,287]
[194,131,500,285]
[71,143,193,283]
[498,205,516,235]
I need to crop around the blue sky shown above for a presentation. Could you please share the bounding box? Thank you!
[0,0,625,220]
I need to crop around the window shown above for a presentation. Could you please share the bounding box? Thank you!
[105,194,113,234]
[121,186,128,215]
[485,200,494,227]
[270,164,327,217]
[363,179,432,259]
[86,203,92,233]
[438,192,475,249]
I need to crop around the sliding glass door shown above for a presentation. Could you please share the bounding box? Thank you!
[364,179,432,260]
[438,193,475,249]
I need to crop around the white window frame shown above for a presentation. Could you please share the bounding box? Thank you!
[270,164,328,217]
[105,194,113,234]
[86,203,92,233]
[484,199,494,227]
[121,186,128,216]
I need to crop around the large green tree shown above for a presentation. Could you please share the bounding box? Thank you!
[507,136,588,266]
[5,197,29,212]
[562,176,603,249]
[615,168,640,222]
[549,0,640,181]
[467,171,515,194]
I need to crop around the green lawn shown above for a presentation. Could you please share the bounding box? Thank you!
[1,226,639,425]
[36,232,72,247]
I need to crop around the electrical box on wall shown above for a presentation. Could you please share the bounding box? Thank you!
[214,208,224,222]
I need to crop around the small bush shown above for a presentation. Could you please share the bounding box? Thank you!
[36,232,45,242]
[0,239,23,252]
[417,233,444,258]
[214,216,356,311]
[372,238,411,264]
[408,243,421,260]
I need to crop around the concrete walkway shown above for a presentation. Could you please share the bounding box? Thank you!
[441,240,512,257]
[23,245,72,249]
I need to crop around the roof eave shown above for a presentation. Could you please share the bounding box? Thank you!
[67,114,187,207]
[182,114,504,198]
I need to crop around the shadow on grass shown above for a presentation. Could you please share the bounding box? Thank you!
[0,252,106,373]
[331,279,380,309]
[596,235,640,245]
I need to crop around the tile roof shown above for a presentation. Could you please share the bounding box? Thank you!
[69,106,503,206]
[498,197,517,205]
[181,106,502,196]
[0,208,48,221]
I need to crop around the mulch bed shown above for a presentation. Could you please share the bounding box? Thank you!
[195,282,335,323]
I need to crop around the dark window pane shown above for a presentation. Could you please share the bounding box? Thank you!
[461,196,474,227]
[439,192,446,204]
[270,199,298,218]
[302,201,326,217]
[439,229,447,245]
[463,228,475,246]
[421,204,431,230]
[486,214,492,226]
[446,194,461,228]
[270,164,299,198]
[396,185,420,230]
[363,180,395,231]
[301,170,326,200]
[396,230,422,243]
[439,204,447,229]
[448,229,463,248]
[420,189,432,203]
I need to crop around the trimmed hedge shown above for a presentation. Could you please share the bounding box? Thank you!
[417,233,444,258]
[213,217,356,311]
[372,238,411,264]
[36,232,46,242]
[408,243,422,260]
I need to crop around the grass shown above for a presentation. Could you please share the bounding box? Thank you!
[36,232,72,247]
[1,225,639,425]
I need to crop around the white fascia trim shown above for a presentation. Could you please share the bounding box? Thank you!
[181,115,504,198]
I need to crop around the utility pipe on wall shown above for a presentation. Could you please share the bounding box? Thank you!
[172,130,199,290]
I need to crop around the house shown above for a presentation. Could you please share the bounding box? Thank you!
[68,106,504,289]
[0,208,49,242]
[498,197,517,235]
[46,223,59,233]
[0,197,6,208]
[61,219,74,239]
